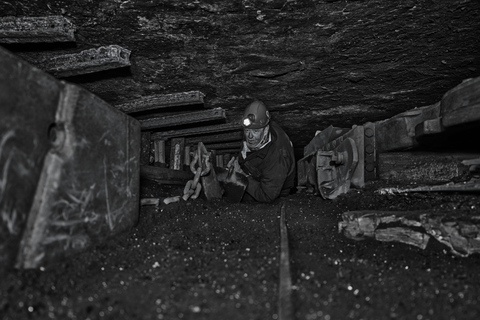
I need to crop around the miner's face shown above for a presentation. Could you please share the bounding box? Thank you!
[244,127,265,147]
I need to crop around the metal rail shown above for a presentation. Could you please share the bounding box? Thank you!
[278,202,293,320]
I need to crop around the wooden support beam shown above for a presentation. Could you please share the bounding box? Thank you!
[215,148,241,155]
[216,154,224,168]
[140,108,226,131]
[169,138,185,170]
[40,45,131,78]
[152,122,242,140]
[115,91,205,114]
[140,166,193,185]
[184,146,191,166]
[0,16,76,43]
[204,141,242,151]
[185,131,243,145]
[140,132,151,166]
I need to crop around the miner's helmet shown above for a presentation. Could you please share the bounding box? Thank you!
[242,100,271,129]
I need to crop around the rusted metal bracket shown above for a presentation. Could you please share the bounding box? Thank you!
[297,125,364,197]
[0,16,76,43]
[40,45,131,78]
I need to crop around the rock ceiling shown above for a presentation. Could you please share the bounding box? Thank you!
[1,0,480,151]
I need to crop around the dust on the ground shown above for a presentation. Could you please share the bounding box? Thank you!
[1,179,479,320]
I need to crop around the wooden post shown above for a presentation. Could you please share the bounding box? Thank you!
[217,154,224,168]
[184,146,191,166]
[169,138,185,170]
[158,140,165,166]
[154,140,166,167]
[140,132,151,166]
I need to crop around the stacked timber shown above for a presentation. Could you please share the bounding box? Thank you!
[117,91,243,184]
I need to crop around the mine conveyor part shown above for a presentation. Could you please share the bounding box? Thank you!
[0,45,140,272]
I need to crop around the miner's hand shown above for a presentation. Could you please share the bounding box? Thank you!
[227,156,245,175]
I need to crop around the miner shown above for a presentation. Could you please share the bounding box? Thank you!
[229,100,296,202]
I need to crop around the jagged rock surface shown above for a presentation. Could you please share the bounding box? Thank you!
[1,0,479,149]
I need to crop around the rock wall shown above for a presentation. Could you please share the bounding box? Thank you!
[1,0,480,148]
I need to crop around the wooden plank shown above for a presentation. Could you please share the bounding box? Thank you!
[140,108,226,130]
[0,16,76,43]
[186,131,243,145]
[203,141,242,151]
[154,140,166,166]
[115,91,205,114]
[151,122,242,140]
[40,45,131,78]
[214,148,241,155]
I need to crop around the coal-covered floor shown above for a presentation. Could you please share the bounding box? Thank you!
[1,179,480,320]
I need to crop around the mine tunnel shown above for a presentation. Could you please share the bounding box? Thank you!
[1,1,480,319]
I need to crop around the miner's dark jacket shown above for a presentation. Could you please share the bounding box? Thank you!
[238,121,296,203]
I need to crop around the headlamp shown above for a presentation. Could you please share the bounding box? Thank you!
[242,114,255,127]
